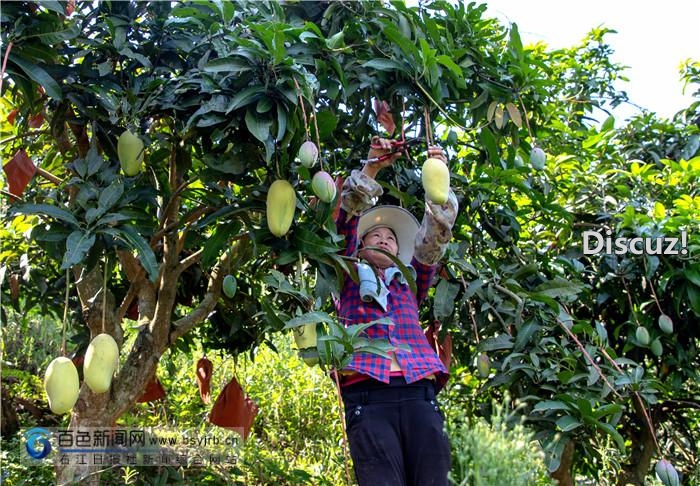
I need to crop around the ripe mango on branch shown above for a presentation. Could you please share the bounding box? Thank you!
[117,130,145,176]
[44,356,80,414]
[266,179,297,237]
[422,157,450,204]
[83,333,119,394]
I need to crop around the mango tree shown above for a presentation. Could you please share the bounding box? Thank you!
[1,1,698,485]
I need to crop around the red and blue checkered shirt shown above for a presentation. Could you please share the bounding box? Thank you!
[334,207,449,386]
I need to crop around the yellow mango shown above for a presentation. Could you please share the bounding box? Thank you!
[117,130,144,176]
[83,333,119,394]
[266,179,296,237]
[422,157,450,205]
[293,323,317,350]
[44,356,80,414]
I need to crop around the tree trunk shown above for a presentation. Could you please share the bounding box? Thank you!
[51,157,233,484]
[550,439,575,486]
[616,397,657,485]
[1,386,20,438]
[54,261,166,485]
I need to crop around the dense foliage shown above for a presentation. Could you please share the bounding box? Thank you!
[1,1,698,484]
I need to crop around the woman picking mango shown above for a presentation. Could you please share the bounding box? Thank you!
[333,136,458,485]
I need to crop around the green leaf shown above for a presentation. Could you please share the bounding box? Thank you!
[36,0,65,15]
[91,180,124,223]
[276,103,287,141]
[61,230,96,269]
[684,268,700,287]
[260,298,287,330]
[94,213,131,227]
[596,422,626,451]
[292,228,341,258]
[533,400,572,413]
[470,90,489,110]
[556,415,582,432]
[9,54,62,100]
[479,127,499,164]
[593,403,623,420]
[284,311,335,330]
[436,55,462,78]
[380,24,420,61]
[10,203,79,228]
[28,22,81,44]
[201,222,240,268]
[315,110,338,140]
[533,277,585,299]
[514,322,540,351]
[226,86,265,113]
[245,109,271,144]
[116,225,159,282]
[202,57,253,73]
[481,334,514,351]
[354,343,394,360]
[361,59,405,71]
[434,278,459,318]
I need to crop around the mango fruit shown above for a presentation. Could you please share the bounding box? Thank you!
[83,333,119,394]
[311,171,336,203]
[650,338,663,357]
[530,147,546,170]
[422,157,450,205]
[476,352,491,378]
[635,326,650,346]
[44,356,80,414]
[297,141,318,168]
[266,179,296,237]
[222,274,237,298]
[655,459,680,486]
[117,130,144,176]
[293,323,317,350]
[658,314,673,334]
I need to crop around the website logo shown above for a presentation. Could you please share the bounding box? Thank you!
[24,427,52,459]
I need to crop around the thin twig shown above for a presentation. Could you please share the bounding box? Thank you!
[293,77,310,140]
[460,274,480,344]
[332,369,352,486]
[556,316,622,400]
[36,167,63,185]
[597,345,660,452]
[415,80,468,131]
[0,129,52,146]
[61,268,70,355]
[643,258,665,314]
[101,258,108,334]
[516,93,534,141]
[0,41,13,95]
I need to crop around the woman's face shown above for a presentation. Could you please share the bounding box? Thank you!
[359,226,398,269]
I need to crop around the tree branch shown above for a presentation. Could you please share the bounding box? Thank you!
[169,236,246,342]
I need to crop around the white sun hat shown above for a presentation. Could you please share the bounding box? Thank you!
[357,205,420,265]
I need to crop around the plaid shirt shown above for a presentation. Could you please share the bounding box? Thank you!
[335,207,448,386]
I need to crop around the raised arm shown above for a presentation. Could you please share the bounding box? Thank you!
[335,137,404,256]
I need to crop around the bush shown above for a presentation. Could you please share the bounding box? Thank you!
[445,393,554,486]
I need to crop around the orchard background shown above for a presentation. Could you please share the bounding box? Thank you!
[1,1,698,485]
